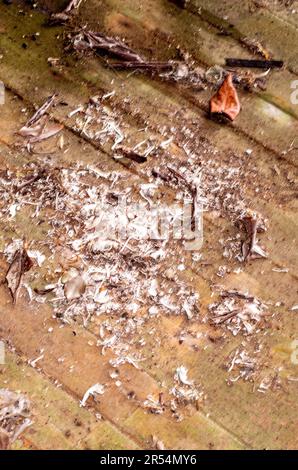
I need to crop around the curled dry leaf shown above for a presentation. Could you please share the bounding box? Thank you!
[5,248,33,303]
[210,73,241,121]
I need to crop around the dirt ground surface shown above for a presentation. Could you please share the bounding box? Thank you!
[0,0,297,450]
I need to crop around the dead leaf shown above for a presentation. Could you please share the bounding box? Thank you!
[5,248,33,303]
[210,73,241,121]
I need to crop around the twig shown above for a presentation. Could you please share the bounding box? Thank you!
[225,58,283,69]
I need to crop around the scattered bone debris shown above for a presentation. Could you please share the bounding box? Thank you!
[0,3,291,423]
[257,372,283,393]
[80,383,105,407]
[225,345,259,384]
[210,74,241,121]
[143,394,165,415]
[0,80,282,412]
[225,343,284,392]
[143,366,205,419]
[170,366,205,410]
[69,96,125,149]
[174,366,194,386]
[208,290,270,336]
[0,0,296,450]
[70,30,205,89]
[206,65,270,92]
[0,389,32,449]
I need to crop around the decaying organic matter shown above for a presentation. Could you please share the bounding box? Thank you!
[210,74,241,121]
[71,30,205,89]
[0,0,296,451]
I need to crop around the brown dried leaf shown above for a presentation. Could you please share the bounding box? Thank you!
[5,248,33,303]
[210,73,241,121]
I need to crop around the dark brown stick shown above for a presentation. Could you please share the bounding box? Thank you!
[225,58,284,69]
